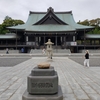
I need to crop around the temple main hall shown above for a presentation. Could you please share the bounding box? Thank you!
[6,7,95,53]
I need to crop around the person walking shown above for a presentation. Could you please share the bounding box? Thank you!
[6,48,9,54]
[42,48,46,55]
[84,50,89,67]
[21,48,24,53]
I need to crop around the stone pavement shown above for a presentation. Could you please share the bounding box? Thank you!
[0,57,100,100]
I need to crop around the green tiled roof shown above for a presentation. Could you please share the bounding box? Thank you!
[26,25,75,32]
[7,11,94,32]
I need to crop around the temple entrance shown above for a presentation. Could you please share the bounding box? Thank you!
[46,37,55,45]
[40,36,61,46]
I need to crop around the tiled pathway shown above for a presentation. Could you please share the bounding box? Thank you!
[0,57,100,100]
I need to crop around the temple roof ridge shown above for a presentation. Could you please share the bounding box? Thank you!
[29,11,72,15]
[29,7,72,15]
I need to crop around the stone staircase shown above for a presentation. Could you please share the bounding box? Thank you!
[30,49,71,54]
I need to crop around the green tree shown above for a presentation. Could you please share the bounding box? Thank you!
[77,18,100,34]
[77,19,89,26]
[0,16,24,34]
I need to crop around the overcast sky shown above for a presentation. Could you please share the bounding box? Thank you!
[0,0,100,24]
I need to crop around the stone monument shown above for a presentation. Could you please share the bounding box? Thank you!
[45,39,54,59]
[22,63,63,100]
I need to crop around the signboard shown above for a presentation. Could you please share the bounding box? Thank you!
[70,42,77,46]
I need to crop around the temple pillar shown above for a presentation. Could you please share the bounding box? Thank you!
[56,33,57,51]
[26,36,28,42]
[35,33,36,49]
[61,37,62,43]
[84,29,86,50]
[39,37,41,43]
[64,34,66,49]
[73,36,75,41]
[16,29,17,50]
[44,33,45,46]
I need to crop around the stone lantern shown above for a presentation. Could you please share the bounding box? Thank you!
[45,39,54,59]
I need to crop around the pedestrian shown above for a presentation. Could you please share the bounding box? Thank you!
[6,48,9,54]
[84,50,89,67]
[42,48,45,55]
[21,48,24,53]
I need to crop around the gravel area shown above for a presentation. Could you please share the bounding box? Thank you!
[69,57,100,67]
[0,57,31,67]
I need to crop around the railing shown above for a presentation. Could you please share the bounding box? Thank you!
[0,50,19,54]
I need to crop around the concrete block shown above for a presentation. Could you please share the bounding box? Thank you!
[22,85,63,100]
[27,72,58,94]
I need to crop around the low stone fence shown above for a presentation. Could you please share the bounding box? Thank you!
[79,49,100,53]
[53,49,71,53]
[0,50,19,54]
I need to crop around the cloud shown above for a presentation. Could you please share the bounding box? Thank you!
[0,0,100,24]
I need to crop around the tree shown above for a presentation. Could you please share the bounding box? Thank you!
[89,18,100,26]
[2,16,24,27]
[77,18,100,34]
[77,19,89,26]
[0,16,24,34]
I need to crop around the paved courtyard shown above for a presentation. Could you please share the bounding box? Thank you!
[0,56,100,100]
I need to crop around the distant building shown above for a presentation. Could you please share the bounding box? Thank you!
[1,7,98,53]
